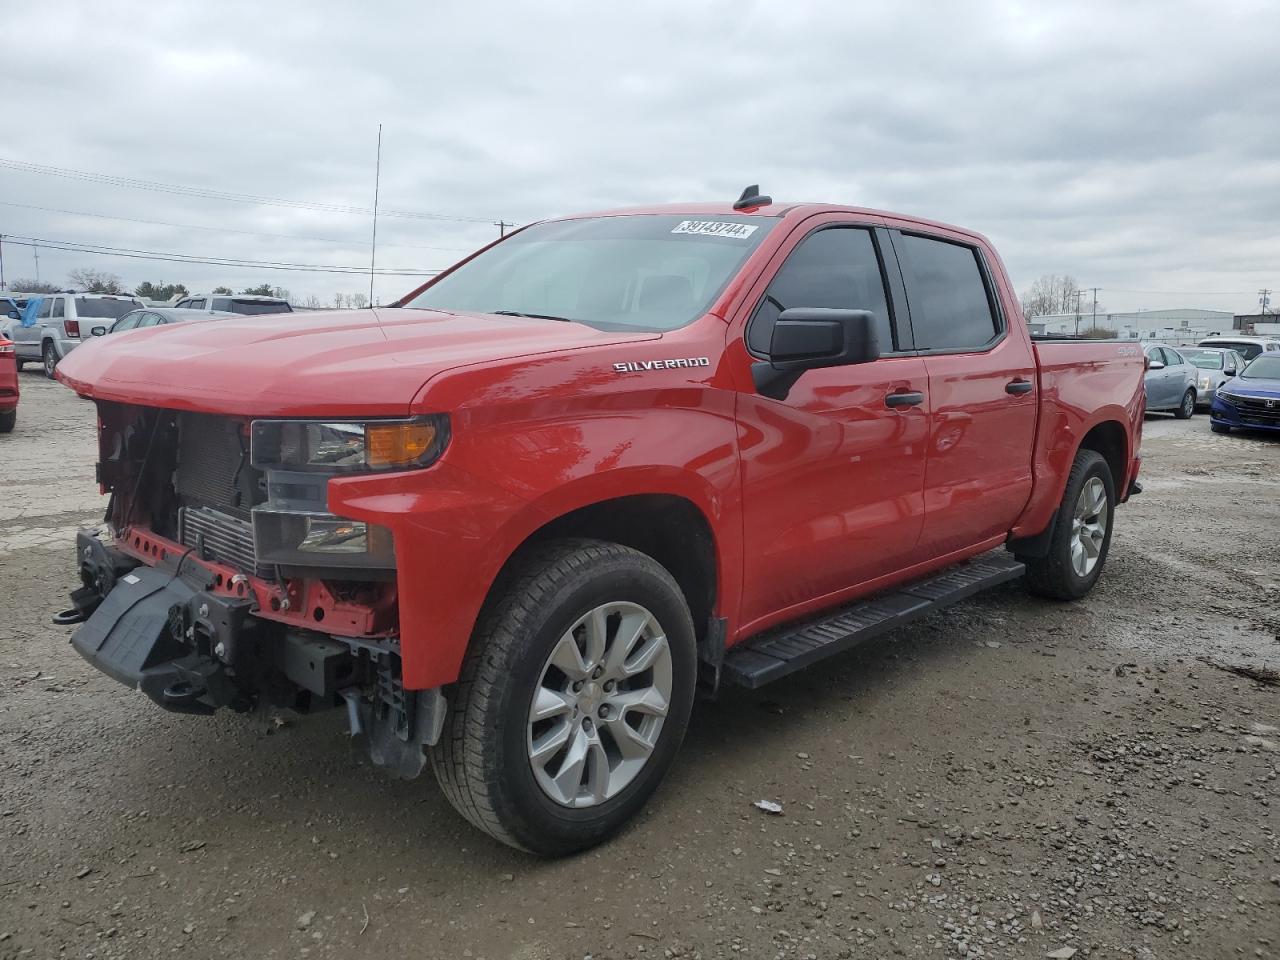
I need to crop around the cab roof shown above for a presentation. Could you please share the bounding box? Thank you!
[554,200,988,243]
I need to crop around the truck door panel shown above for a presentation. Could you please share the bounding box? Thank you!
[888,228,1037,556]
[731,219,929,631]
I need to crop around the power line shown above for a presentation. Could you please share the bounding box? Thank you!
[0,157,500,225]
[0,233,441,277]
[1100,287,1261,296]
[0,200,473,252]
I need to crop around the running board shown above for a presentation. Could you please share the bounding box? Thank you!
[722,552,1026,689]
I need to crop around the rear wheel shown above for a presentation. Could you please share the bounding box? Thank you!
[14,358,24,371]
[0,409,14,433]
[1174,388,1195,419]
[1021,449,1115,601]
[42,342,58,379]
[430,539,697,856]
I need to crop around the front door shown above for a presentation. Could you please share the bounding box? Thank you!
[731,218,930,633]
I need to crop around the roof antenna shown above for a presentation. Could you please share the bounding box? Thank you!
[733,184,772,210]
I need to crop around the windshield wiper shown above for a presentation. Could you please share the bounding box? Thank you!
[491,309,575,323]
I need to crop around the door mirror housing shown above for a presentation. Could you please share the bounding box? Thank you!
[90,325,108,337]
[1147,359,1165,370]
[752,308,881,400]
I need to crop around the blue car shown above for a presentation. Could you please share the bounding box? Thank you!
[1210,353,1280,435]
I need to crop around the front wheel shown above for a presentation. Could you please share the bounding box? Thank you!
[1174,388,1195,419]
[1021,449,1116,601]
[430,539,697,856]
[42,342,58,379]
[0,409,14,433]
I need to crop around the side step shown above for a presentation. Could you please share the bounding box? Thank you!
[722,552,1026,689]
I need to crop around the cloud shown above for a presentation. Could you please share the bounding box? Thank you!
[2,0,1276,313]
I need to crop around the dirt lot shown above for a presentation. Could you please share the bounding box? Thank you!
[1,370,1277,960]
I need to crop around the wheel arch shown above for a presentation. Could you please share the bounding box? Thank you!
[488,492,721,648]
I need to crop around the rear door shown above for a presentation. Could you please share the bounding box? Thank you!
[732,215,930,630]
[888,227,1037,557]
[14,296,51,358]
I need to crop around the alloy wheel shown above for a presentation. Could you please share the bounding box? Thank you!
[1069,476,1109,578]
[527,601,672,807]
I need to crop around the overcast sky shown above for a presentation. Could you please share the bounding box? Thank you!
[2,0,1277,314]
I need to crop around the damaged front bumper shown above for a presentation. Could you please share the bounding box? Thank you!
[58,529,446,777]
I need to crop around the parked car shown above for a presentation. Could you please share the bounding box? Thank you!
[9,292,143,378]
[100,307,237,335]
[55,193,1146,856]
[1179,347,1246,409]
[174,293,293,316]
[1197,335,1280,362]
[1141,343,1197,418]
[1,295,31,358]
[0,335,17,433]
[1209,353,1280,435]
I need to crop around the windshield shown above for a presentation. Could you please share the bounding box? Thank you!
[213,297,293,316]
[1181,349,1225,370]
[1242,355,1280,379]
[76,297,141,319]
[404,214,777,331]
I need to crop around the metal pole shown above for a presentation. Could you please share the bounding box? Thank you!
[0,234,5,290]
[369,123,382,306]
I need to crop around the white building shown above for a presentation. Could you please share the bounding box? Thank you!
[1025,308,1233,344]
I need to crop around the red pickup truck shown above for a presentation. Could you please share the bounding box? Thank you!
[0,335,18,433]
[55,190,1144,855]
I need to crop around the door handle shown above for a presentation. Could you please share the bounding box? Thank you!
[1005,379,1034,395]
[884,390,925,408]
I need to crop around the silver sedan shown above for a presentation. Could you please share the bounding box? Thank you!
[1180,347,1246,408]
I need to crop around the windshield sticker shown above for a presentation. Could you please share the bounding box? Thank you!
[671,220,759,239]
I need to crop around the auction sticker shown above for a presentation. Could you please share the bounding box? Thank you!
[671,220,759,239]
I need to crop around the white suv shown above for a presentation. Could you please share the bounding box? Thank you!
[1197,335,1280,363]
[9,293,143,377]
[174,293,293,316]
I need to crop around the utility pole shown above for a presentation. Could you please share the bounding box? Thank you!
[0,234,6,291]
[1088,287,1099,329]
[495,220,513,237]
[33,242,39,285]
[1073,290,1083,335]
[1261,288,1273,315]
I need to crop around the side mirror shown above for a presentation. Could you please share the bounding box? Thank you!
[752,308,880,400]
[1147,360,1165,370]
[91,326,108,337]
[5,310,17,321]
[1224,368,1236,376]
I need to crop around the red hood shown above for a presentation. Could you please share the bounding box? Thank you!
[56,307,659,416]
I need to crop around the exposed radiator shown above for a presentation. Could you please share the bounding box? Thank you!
[179,505,271,578]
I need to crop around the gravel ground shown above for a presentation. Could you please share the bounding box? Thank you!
[1,370,1277,960]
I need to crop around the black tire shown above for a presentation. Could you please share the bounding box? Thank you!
[429,538,697,856]
[0,409,14,434]
[1020,449,1116,601]
[1210,422,1231,434]
[42,342,58,379]
[1174,388,1195,419]
[14,358,23,372]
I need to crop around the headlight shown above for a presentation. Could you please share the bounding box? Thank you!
[1197,377,1212,390]
[250,415,450,473]
[253,509,396,568]
[247,415,449,571]
[1216,391,1237,404]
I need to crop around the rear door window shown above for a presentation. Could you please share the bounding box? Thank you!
[895,233,999,351]
[51,298,65,319]
[747,226,894,356]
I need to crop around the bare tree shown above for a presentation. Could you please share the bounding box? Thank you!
[333,293,347,309]
[6,278,58,293]
[68,268,125,294]
[350,293,369,309]
[1019,274,1082,318]
[299,294,323,309]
